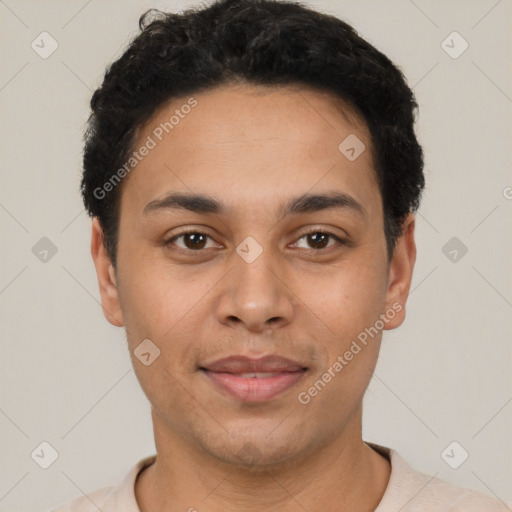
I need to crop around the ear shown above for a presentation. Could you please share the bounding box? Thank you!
[383,213,417,330]
[90,217,124,327]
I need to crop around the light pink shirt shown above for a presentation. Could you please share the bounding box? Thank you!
[48,443,509,511]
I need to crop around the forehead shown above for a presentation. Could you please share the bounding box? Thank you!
[119,83,381,222]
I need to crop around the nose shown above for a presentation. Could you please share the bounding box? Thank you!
[214,242,296,333]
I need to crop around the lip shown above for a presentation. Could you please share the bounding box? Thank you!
[201,355,306,373]
[200,355,308,403]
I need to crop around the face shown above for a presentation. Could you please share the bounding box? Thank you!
[92,83,416,467]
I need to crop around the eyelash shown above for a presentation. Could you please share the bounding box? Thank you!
[164,228,346,254]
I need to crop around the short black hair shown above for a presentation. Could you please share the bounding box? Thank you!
[81,0,424,268]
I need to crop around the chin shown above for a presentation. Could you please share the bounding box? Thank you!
[196,426,308,470]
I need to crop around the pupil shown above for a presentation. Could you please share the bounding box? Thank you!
[309,233,328,249]
[186,233,206,249]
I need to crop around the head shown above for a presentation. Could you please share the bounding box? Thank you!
[86,0,423,467]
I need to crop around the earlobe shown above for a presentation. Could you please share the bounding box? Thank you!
[90,218,124,327]
[383,213,417,330]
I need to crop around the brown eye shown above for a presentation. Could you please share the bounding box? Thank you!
[306,232,329,249]
[166,231,215,251]
[294,230,345,250]
[182,233,207,250]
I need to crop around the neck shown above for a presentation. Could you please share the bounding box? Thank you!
[135,407,390,512]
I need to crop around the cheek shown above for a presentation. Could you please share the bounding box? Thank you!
[117,256,218,372]
[119,264,205,425]
[117,249,190,332]
[292,258,387,405]
[298,258,388,343]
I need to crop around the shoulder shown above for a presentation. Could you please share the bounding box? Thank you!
[47,486,114,512]
[368,443,509,512]
[46,455,156,512]
[419,475,510,511]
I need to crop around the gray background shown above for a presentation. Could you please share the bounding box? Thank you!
[0,0,511,510]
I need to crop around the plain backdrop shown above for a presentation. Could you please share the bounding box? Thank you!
[0,0,511,510]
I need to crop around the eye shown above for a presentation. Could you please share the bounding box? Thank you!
[292,230,345,250]
[165,230,219,251]
[164,228,346,254]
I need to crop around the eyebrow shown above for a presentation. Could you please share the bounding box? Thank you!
[143,191,365,218]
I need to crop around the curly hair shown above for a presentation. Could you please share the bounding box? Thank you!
[82,0,424,267]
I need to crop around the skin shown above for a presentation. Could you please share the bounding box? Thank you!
[91,83,416,512]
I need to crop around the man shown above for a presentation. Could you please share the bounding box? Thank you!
[50,0,507,510]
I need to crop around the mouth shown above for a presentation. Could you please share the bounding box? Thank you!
[199,355,308,403]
